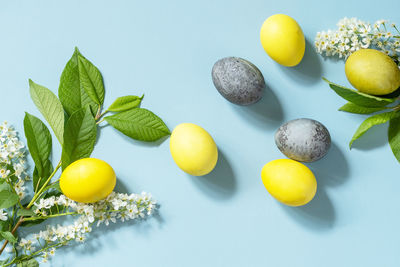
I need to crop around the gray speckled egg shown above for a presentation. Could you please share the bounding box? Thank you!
[275,118,331,162]
[212,57,265,105]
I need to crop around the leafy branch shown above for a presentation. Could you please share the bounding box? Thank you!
[0,47,169,266]
[323,78,400,162]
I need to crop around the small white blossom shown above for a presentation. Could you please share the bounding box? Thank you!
[75,233,86,243]
[0,168,10,178]
[0,209,7,221]
[25,190,157,262]
[49,248,56,257]
[41,252,49,263]
[82,221,92,233]
[18,238,35,251]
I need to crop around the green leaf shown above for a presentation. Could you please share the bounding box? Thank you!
[339,102,388,114]
[0,182,11,192]
[29,79,65,144]
[0,231,16,244]
[17,209,36,217]
[32,159,53,193]
[20,219,45,228]
[107,95,143,112]
[105,108,170,142]
[350,111,400,148]
[58,47,98,116]
[23,113,53,192]
[78,55,105,106]
[0,191,19,209]
[0,219,9,232]
[61,106,97,170]
[17,258,39,267]
[388,115,400,162]
[323,78,395,107]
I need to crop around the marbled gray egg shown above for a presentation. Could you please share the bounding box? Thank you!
[212,57,265,105]
[275,118,331,162]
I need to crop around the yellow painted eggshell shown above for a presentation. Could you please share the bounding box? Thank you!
[260,14,305,67]
[60,158,116,203]
[261,159,317,206]
[170,123,218,176]
[345,49,400,95]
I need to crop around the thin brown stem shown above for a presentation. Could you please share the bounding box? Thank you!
[0,216,24,255]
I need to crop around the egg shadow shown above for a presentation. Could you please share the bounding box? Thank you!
[309,142,350,187]
[281,187,335,230]
[190,150,237,200]
[278,39,322,85]
[232,84,284,130]
[114,178,134,193]
[281,142,350,230]
[350,122,388,150]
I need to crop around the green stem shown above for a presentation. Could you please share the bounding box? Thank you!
[27,160,62,209]
[47,179,59,187]
[97,110,109,120]
[2,257,16,267]
[94,105,104,120]
[23,212,79,222]
[96,118,105,125]
[9,206,15,232]
[3,241,66,267]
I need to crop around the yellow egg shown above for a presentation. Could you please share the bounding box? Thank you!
[345,49,400,95]
[261,159,317,206]
[60,158,116,203]
[260,14,305,67]
[170,123,218,176]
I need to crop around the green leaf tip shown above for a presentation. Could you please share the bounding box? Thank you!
[339,102,388,115]
[322,77,330,83]
[77,54,105,106]
[107,95,143,112]
[349,111,400,148]
[29,80,65,144]
[58,48,99,116]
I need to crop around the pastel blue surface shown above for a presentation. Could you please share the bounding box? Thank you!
[1,0,400,266]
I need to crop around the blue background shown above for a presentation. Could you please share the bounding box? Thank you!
[1,0,400,266]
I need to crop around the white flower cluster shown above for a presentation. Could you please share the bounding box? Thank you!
[19,191,156,263]
[315,17,400,61]
[0,121,28,199]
